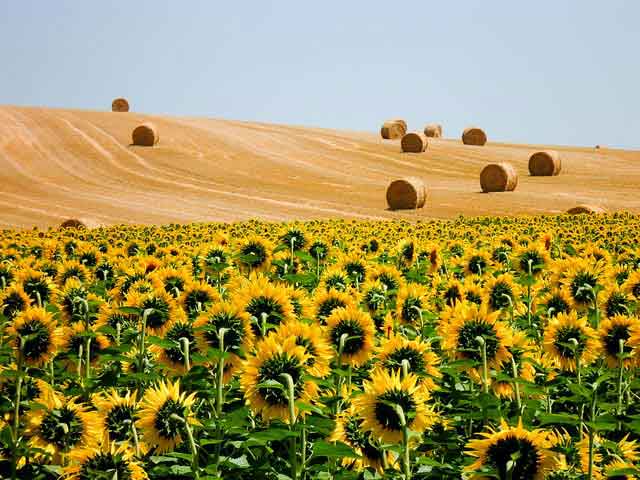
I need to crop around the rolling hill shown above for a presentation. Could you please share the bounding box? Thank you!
[0,105,638,229]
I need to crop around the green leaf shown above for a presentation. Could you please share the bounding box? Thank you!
[312,440,359,458]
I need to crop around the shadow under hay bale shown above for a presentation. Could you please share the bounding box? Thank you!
[567,205,606,215]
[111,98,130,112]
[529,150,561,176]
[462,127,487,146]
[401,133,428,153]
[380,119,407,139]
[480,162,518,192]
[132,123,159,146]
[386,177,427,210]
[424,123,442,138]
[59,218,101,229]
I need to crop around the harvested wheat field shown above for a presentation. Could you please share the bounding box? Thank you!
[0,105,639,228]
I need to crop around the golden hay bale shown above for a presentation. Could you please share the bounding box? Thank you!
[386,177,427,210]
[132,123,159,146]
[480,162,518,192]
[462,127,487,146]
[111,98,130,112]
[380,119,407,139]
[59,218,101,229]
[424,123,442,138]
[401,132,428,153]
[528,150,561,176]
[566,205,606,215]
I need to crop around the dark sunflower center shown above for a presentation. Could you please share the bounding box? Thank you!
[205,248,227,266]
[377,273,398,294]
[185,289,214,315]
[241,242,267,267]
[325,275,348,292]
[364,287,386,311]
[107,313,136,332]
[331,319,365,355]
[401,297,423,323]
[466,290,483,305]
[632,283,640,299]
[62,287,88,321]
[308,242,328,261]
[492,246,510,264]
[257,353,303,405]
[164,323,198,364]
[142,297,171,329]
[106,405,137,442]
[163,276,185,297]
[120,273,146,296]
[444,285,462,306]
[384,346,426,375]
[281,230,306,251]
[203,312,244,351]
[401,243,414,262]
[79,252,97,267]
[22,276,51,304]
[246,295,284,335]
[344,416,383,461]
[467,255,487,275]
[154,399,187,439]
[0,268,14,287]
[519,251,544,275]
[17,320,51,361]
[60,267,86,284]
[489,282,513,310]
[39,406,84,449]
[554,326,587,358]
[318,298,347,324]
[604,324,631,357]
[569,272,599,304]
[457,320,499,361]
[546,295,569,317]
[374,389,416,431]
[3,291,27,318]
[486,435,539,480]
[605,293,629,317]
[345,262,366,284]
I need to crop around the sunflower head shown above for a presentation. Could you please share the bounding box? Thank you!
[0,285,32,319]
[543,311,599,371]
[275,320,333,378]
[326,306,375,367]
[93,389,139,445]
[395,283,429,326]
[313,288,356,324]
[63,442,147,480]
[600,315,640,368]
[7,307,63,366]
[377,334,441,391]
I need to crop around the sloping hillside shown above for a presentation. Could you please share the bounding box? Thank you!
[0,106,638,228]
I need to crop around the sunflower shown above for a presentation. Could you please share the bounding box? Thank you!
[543,311,599,371]
[604,459,639,479]
[538,288,572,319]
[313,288,357,324]
[0,370,56,416]
[56,260,92,286]
[237,235,273,272]
[440,278,465,308]
[94,302,137,341]
[622,270,640,301]
[62,443,147,480]
[600,315,640,368]
[178,280,220,318]
[275,320,333,378]
[354,369,434,444]
[318,266,351,293]
[484,274,521,312]
[337,253,369,287]
[279,226,307,251]
[125,289,182,337]
[326,306,376,367]
[361,280,390,314]
[233,275,295,337]
[136,380,197,453]
[514,243,550,277]
[395,283,429,326]
[561,259,605,309]
[151,320,199,373]
[285,286,313,320]
[602,285,633,318]
[6,307,63,366]
[61,323,110,367]
[26,393,103,461]
[463,249,492,277]
[439,302,513,381]
[376,334,441,391]
[109,267,147,301]
[367,265,405,298]
[0,285,31,319]
[240,333,318,422]
[330,406,393,473]
[93,389,139,445]
[57,278,102,324]
[16,268,56,306]
[194,301,254,380]
[465,419,555,480]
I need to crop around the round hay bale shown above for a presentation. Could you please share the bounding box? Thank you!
[380,119,407,139]
[424,123,442,138]
[480,162,518,192]
[59,218,101,229]
[386,177,427,210]
[567,205,606,215]
[132,123,159,146]
[111,98,130,112]
[528,150,561,176]
[462,127,487,146]
[401,132,428,153]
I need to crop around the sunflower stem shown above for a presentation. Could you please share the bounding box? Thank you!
[137,308,152,384]
[85,337,91,382]
[476,336,489,395]
[401,358,410,380]
[35,290,42,308]
[214,328,228,475]
[280,373,298,480]
[569,338,581,385]
[617,338,625,416]
[261,312,268,337]
[179,337,191,371]
[393,404,411,480]
[11,337,25,480]
[77,344,83,380]
[115,322,121,346]
[526,259,533,329]
[170,414,199,480]
[301,415,307,480]
[510,356,522,413]
[130,420,141,458]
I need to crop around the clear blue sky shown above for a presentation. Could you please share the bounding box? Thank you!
[1,1,638,148]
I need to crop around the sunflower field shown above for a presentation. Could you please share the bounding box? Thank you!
[2,214,640,479]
